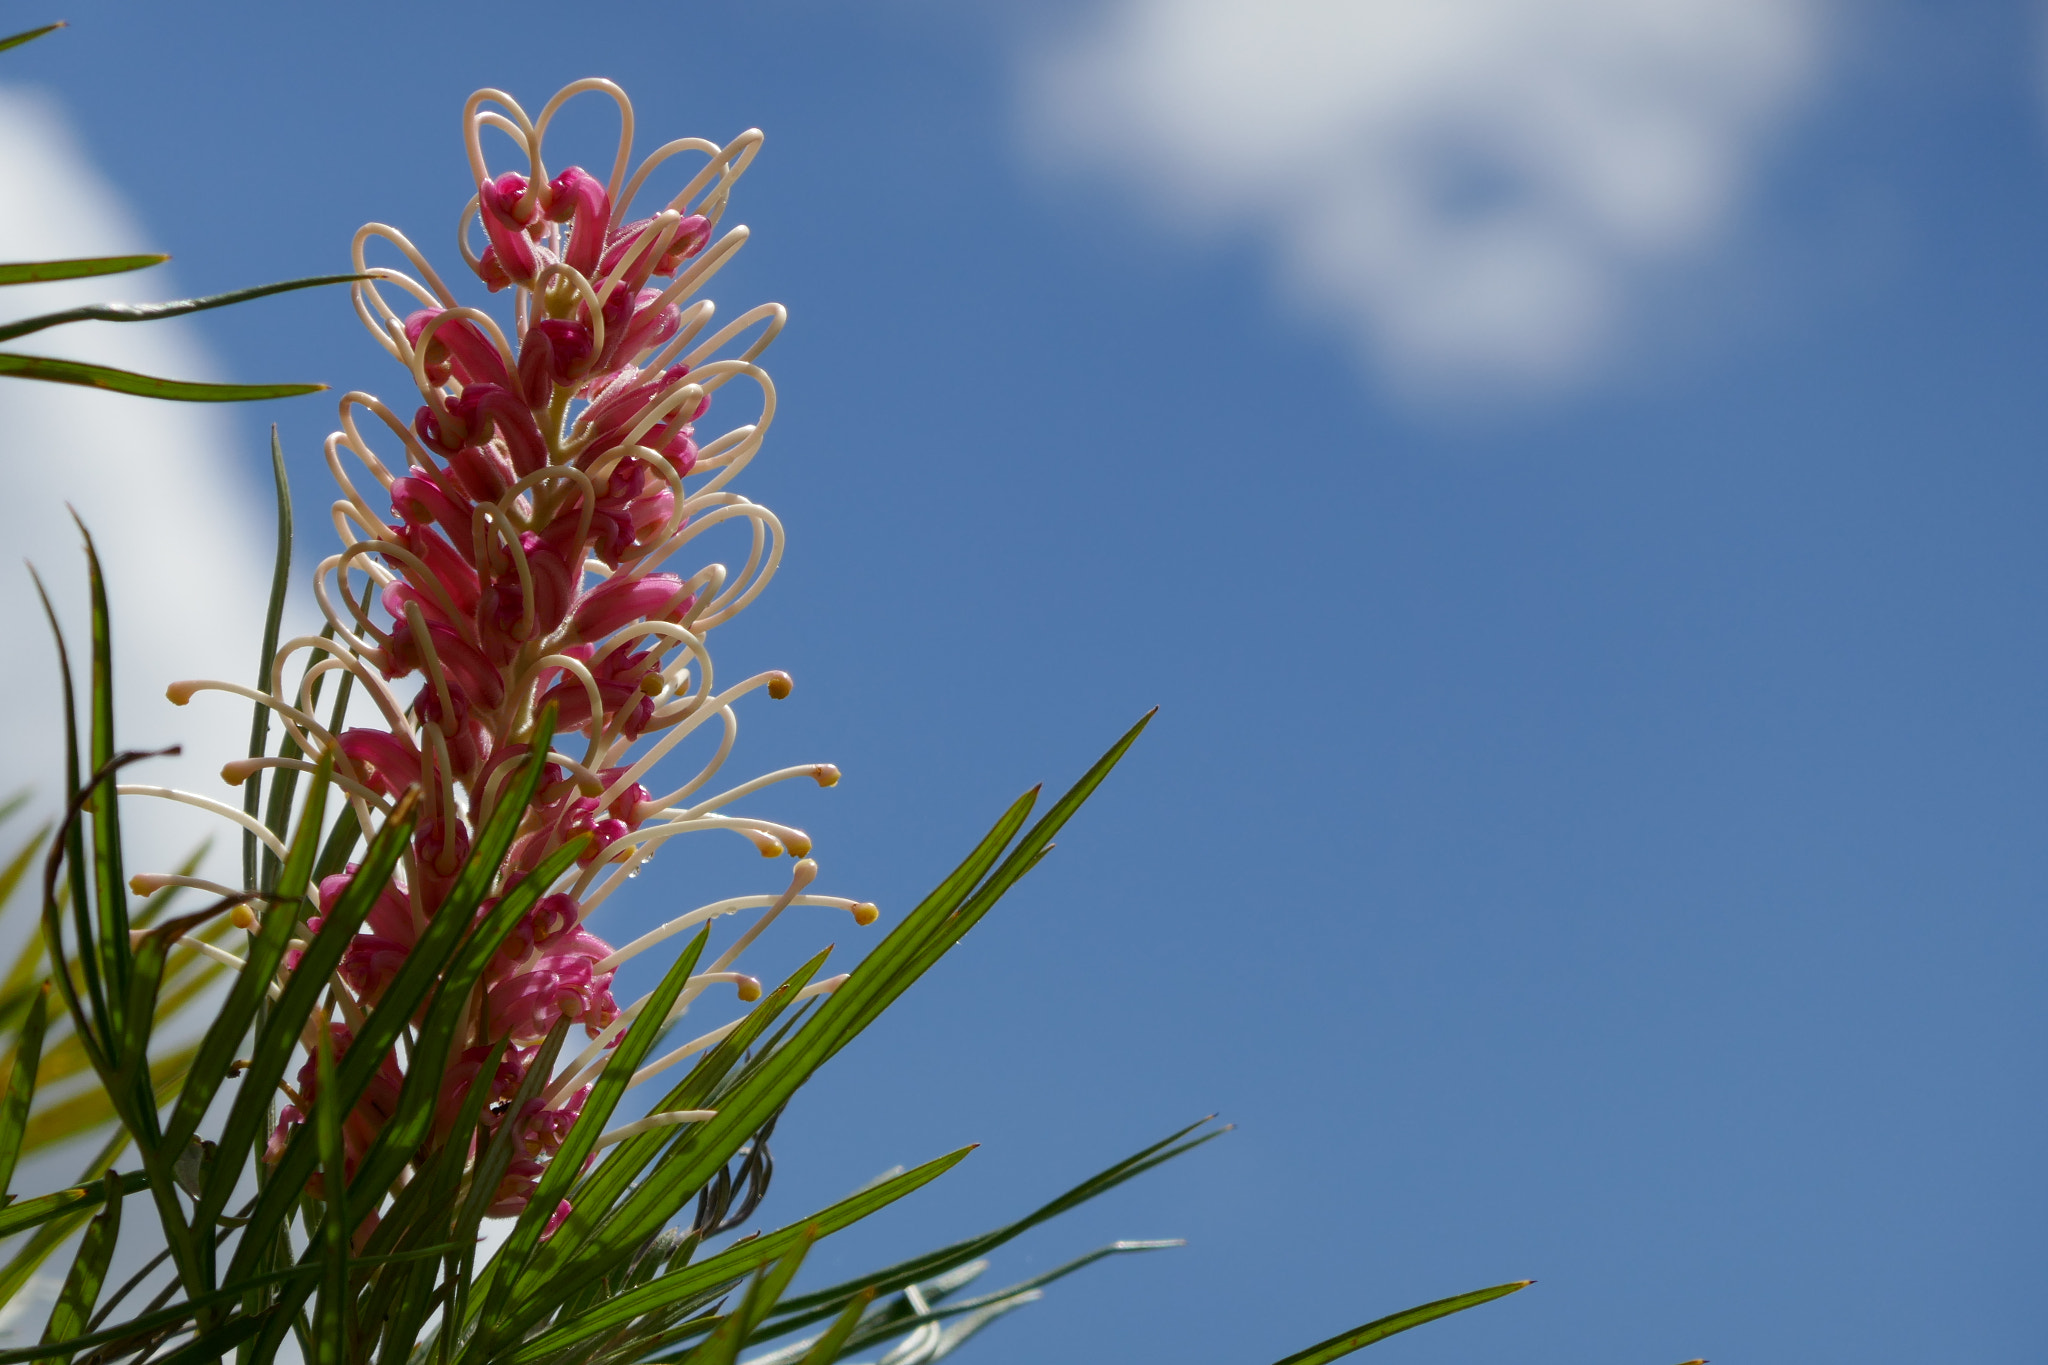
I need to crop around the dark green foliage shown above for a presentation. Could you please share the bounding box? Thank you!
[38,1167,122,1355]
[5,589,1526,1364]
[0,982,49,1199]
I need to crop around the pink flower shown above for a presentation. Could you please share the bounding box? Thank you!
[265,1025,406,1197]
[569,573,693,644]
[477,172,541,288]
[546,167,612,276]
[172,83,877,1225]
[485,945,618,1043]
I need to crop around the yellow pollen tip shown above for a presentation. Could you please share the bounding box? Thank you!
[766,672,793,700]
[735,976,762,1002]
[743,830,785,857]
[129,874,169,895]
[220,758,263,785]
[577,776,605,798]
[813,765,840,788]
[851,902,880,926]
[638,673,664,695]
[229,905,259,931]
[783,833,813,857]
[166,681,200,706]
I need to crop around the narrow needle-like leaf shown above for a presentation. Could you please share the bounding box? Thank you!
[1266,1281,1532,1365]
[0,982,49,1200]
[37,1167,122,1353]
[0,354,326,401]
[0,22,64,56]
[0,273,364,344]
[0,253,162,286]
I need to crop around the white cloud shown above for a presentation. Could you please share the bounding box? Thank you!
[0,86,285,884]
[1020,0,1827,399]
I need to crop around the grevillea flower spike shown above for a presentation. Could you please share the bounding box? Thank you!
[127,79,876,1224]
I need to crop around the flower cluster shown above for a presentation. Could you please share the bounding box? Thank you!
[139,80,876,1221]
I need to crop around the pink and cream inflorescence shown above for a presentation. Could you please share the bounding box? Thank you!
[133,80,875,1221]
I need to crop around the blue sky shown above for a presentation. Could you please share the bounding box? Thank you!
[2,1,2045,1361]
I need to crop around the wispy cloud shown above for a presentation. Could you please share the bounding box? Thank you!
[0,87,281,881]
[1020,0,1827,400]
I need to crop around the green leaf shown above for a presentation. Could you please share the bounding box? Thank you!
[142,1309,276,1365]
[29,566,108,1061]
[308,719,571,1216]
[822,709,1156,1072]
[0,252,163,285]
[0,272,363,344]
[244,428,292,892]
[0,353,326,401]
[496,951,829,1323]
[162,756,329,1157]
[235,726,573,1279]
[452,1021,569,1284]
[1266,1281,1532,1365]
[195,790,417,1236]
[795,1292,871,1365]
[755,1118,1218,1342]
[816,1239,1180,1361]
[356,1039,504,1354]
[511,777,1040,1306]
[489,716,1150,1347]
[482,926,710,1302]
[75,517,130,1056]
[329,838,586,1243]
[0,22,64,55]
[312,1023,349,1365]
[0,1244,463,1365]
[0,982,50,1200]
[748,1234,817,1329]
[691,1235,814,1365]
[37,1168,122,1358]
[523,715,1153,1341]
[109,903,233,1304]
[0,1171,149,1240]
[108,900,227,1109]
[0,1128,133,1309]
[310,793,360,884]
[502,1150,972,1364]
[331,734,554,1113]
